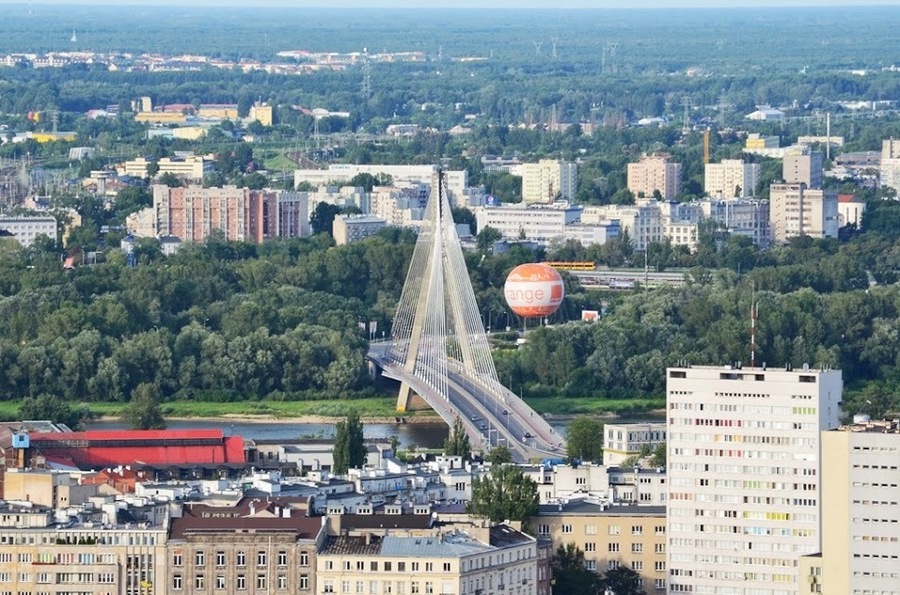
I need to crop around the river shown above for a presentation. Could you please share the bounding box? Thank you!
[86,416,660,450]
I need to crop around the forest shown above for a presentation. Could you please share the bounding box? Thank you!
[0,196,898,419]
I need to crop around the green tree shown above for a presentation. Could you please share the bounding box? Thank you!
[485,444,513,464]
[551,543,601,595]
[158,172,181,187]
[566,416,603,463]
[332,410,365,474]
[310,202,342,236]
[122,382,167,430]
[467,464,538,523]
[600,565,645,595]
[444,416,471,458]
[19,394,91,431]
[476,226,503,251]
[649,442,666,468]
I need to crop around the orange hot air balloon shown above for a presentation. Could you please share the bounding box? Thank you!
[504,263,565,318]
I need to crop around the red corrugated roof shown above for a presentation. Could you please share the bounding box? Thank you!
[31,429,225,441]
[29,429,245,468]
[838,194,858,203]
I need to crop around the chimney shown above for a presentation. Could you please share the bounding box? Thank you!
[249,502,256,516]
[365,533,372,545]
[283,507,291,518]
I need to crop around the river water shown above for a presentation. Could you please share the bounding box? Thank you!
[86,416,660,450]
[87,419,566,449]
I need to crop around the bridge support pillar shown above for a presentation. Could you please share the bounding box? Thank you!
[396,382,430,412]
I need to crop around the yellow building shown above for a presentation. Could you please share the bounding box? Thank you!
[249,103,273,127]
[135,111,187,124]
[745,133,780,150]
[799,418,900,595]
[172,126,209,140]
[535,500,667,592]
[198,104,238,119]
[31,131,76,143]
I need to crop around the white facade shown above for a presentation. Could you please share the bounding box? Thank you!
[307,186,371,216]
[521,159,578,204]
[0,215,57,247]
[837,196,866,229]
[704,160,760,198]
[604,423,667,467]
[583,204,663,251]
[700,198,771,248]
[475,204,582,242]
[769,183,839,243]
[370,185,428,227]
[666,365,843,595]
[294,165,469,206]
[333,215,387,245]
[562,221,620,247]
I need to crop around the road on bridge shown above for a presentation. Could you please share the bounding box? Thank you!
[367,343,565,462]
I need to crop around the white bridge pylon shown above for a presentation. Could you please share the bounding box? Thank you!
[389,170,504,412]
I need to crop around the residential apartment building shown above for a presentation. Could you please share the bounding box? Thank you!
[294,165,469,206]
[475,204,582,243]
[535,500,668,592]
[150,185,308,243]
[332,215,387,245]
[0,215,57,247]
[700,198,771,248]
[167,498,324,595]
[524,463,668,507]
[369,185,428,227]
[704,159,760,198]
[879,138,900,191]
[316,524,539,595]
[627,154,682,201]
[521,159,578,204]
[604,423,667,467]
[783,150,824,189]
[583,204,662,251]
[666,365,843,595]
[0,514,168,595]
[119,155,213,181]
[769,183,839,243]
[799,417,900,595]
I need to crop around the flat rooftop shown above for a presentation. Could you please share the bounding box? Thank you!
[537,501,665,517]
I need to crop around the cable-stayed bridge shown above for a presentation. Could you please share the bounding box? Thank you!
[366,171,564,462]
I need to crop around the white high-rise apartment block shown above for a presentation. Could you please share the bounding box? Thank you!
[769,183,838,243]
[704,159,760,198]
[880,139,900,191]
[521,159,578,204]
[627,154,682,200]
[666,365,842,595]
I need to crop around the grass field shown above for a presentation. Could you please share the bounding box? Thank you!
[0,395,663,422]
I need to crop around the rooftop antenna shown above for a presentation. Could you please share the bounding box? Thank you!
[550,37,558,59]
[533,40,543,56]
[750,281,759,369]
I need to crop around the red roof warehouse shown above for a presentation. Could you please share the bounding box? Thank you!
[27,429,245,468]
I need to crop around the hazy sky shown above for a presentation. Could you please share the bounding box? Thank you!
[2,0,900,6]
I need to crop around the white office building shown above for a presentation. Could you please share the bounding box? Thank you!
[294,165,469,206]
[666,365,843,595]
[476,203,582,243]
[0,215,58,247]
[700,198,771,248]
